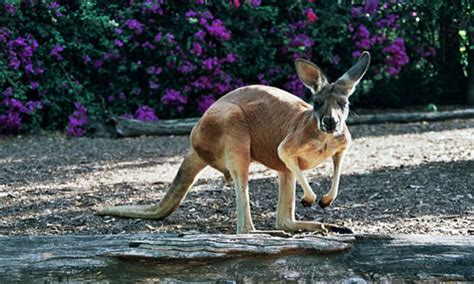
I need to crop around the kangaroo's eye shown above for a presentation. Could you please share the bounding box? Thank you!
[338,102,347,109]
[313,100,323,109]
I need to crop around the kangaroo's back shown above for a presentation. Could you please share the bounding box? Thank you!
[192,85,312,172]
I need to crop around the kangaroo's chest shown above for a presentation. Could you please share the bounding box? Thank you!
[297,136,348,170]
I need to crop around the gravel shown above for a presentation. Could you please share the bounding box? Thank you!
[0,118,473,236]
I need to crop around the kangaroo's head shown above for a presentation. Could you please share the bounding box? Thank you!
[295,52,370,134]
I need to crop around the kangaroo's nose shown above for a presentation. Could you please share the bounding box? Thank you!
[323,116,337,127]
[322,117,337,128]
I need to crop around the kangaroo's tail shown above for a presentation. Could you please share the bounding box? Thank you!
[96,151,207,219]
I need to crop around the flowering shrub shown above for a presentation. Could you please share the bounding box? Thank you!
[66,102,88,137]
[0,1,466,135]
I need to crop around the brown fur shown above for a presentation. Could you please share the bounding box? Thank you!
[97,52,371,235]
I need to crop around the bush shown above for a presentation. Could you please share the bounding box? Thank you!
[0,0,469,135]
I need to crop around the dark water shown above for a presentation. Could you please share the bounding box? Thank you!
[1,235,472,283]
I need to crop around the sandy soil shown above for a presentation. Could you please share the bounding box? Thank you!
[0,119,473,236]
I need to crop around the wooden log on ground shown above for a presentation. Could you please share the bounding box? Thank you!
[348,108,474,125]
[114,109,474,136]
[0,233,473,282]
[106,233,352,260]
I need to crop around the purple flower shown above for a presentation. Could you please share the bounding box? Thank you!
[191,42,202,56]
[205,20,231,40]
[383,38,409,76]
[142,0,163,15]
[185,10,198,18]
[202,57,219,70]
[196,0,206,4]
[376,14,399,29]
[142,41,156,50]
[25,64,34,74]
[165,33,175,44]
[352,24,373,50]
[258,74,269,85]
[30,81,39,89]
[331,55,341,65]
[289,21,307,31]
[351,7,362,18]
[147,66,162,75]
[135,105,158,121]
[114,28,123,34]
[48,1,63,17]
[5,3,15,15]
[197,95,215,114]
[178,61,197,74]
[0,111,22,132]
[249,0,261,7]
[9,58,20,69]
[114,39,123,47]
[284,75,305,98]
[125,19,143,34]
[50,44,64,61]
[191,76,213,90]
[83,55,91,64]
[3,87,13,97]
[27,101,42,112]
[352,50,361,58]
[154,32,162,42]
[364,0,378,16]
[94,60,103,69]
[161,89,187,112]
[225,53,237,63]
[66,102,88,137]
[290,34,314,48]
[194,29,206,40]
[149,80,159,90]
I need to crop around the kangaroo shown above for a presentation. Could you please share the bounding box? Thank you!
[97,51,371,235]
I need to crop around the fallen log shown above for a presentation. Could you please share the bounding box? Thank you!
[114,109,474,136]
[106,233,352,260]
[0,233,472,282]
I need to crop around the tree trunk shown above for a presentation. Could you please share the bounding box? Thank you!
[438,0,467,104]
[467,29,474,105]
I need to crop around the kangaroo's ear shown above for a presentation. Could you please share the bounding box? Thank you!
[334,51,371,96]
[295,59,328,94]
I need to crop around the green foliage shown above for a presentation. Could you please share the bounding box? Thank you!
[0,0,470,134]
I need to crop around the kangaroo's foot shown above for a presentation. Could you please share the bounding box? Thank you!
[241,229,292,238]
[277,221,353,235]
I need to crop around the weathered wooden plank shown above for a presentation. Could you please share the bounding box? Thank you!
[114,109,474,136]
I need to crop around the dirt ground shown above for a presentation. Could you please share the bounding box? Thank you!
[0,119,473,236]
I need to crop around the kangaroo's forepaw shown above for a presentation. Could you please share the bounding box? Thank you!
[301,195,316,207]
[326,224,353,234]
[318,195,333,208]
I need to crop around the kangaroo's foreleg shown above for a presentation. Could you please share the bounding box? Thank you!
[319,151,345,208]
[275,171,352,234]
[277,145,317,207]
[96,151,207,219]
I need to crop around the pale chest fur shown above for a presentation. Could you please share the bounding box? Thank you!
[297,131,350,170]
